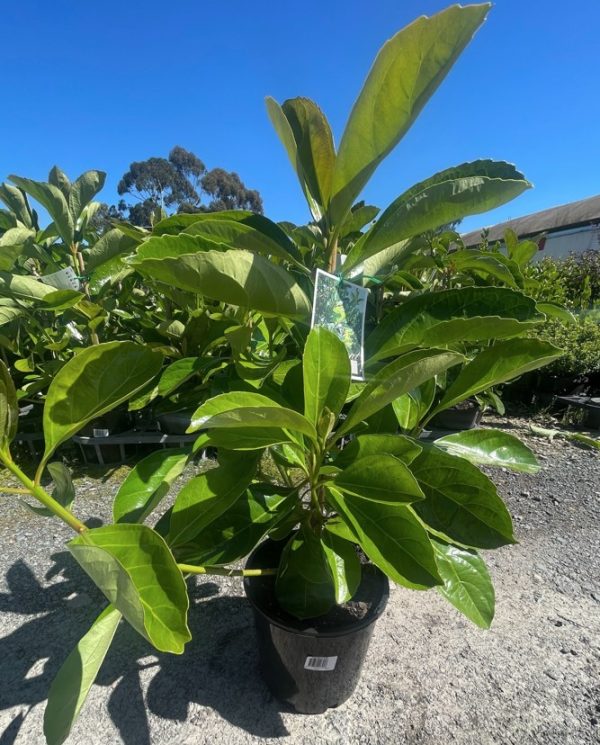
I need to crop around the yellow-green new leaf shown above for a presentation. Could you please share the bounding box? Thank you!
[329,4,490,225]
[44,606,121,745]
[0,359,18,453]
[68,524,190,653]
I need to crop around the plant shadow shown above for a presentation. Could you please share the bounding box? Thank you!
[0,552,289,744]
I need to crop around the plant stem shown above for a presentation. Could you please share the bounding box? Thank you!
[0,486,30,494]
[177,564,276,577]
[1,456,87,534]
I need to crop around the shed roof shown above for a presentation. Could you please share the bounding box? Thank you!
[461,194,600,247]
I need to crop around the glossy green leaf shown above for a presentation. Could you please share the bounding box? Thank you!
[48,165,71,198]
[340,204,380,237]
[343,161,529,272]
[84,228,137,271]
[505,230,538,267]
[178,484,296,565]
[157,357,204,397]
[303,326,351,426]
[410,446,515,549]
[43,341,163,463]
[68,524,190,653]
[130,244,310,319]
[9,175,74,244]
[0,272,55,301]
[198,428,293,451]
[366,287,543,363]
[327,487,441,590]
[537,302,576,323]
[334,433,422,468]
[338,348,464,436]
[44,605,121,745]
[435,428,539,474]
[329,4,490,225]
[88,255,133,294]
[322,529,361,604]
[0,227,34,270]
[183,215,303,266]
[0,303,22,327]
[0,183,34,227]
[168,455,259,546]
[41,290,84,311]
[26,461,75,518]
[113,448,189,524]
[429,339,563,417]
[276,525,336,618]
[392,378,436,431]
[0,359,18,453]
[449,249,518,286]
[68,170,106,220]
[334,454,424,503]
[432,539,494,628]
[189,391,317,442]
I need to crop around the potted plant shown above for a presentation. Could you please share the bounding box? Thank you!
[0,3,567,741]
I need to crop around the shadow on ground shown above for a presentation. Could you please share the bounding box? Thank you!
[0,552,289,744]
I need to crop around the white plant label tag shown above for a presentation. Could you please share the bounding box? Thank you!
[304,655,338,671]
[310,268,368,381]
[40,267,81,291]
[92,428,110,438]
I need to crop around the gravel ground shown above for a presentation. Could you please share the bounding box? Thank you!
[0,417,599,745]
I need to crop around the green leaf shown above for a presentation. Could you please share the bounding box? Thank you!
[88,255,133,294]
[505,231,538,267]
[168,455,259,546]
[199,428,293,451]
[339,204,380,237]
[0,227,34,270]
[392,378,436,431]
[432,539,494,628]
[327,487,441,590]
[329,4,490,225]
[42,341,163,463]
[275,525,336,618]
[0,359,18,453]
[303,326,350,427]
[113,448,189,524]
[537,302,576,323]
[9,175,74,244]
[334,433,422,467]
[183,215,303,266]
[366,287,543,363]
[338,348,464,436]
[0,272,55,300]
[189,391,317,442]
[157,357,204,397]
[449,249,518,287]
[435,429,539,474]
[429,339,563,417]
[322,529,361,604]
[25,461,76,518]
[279,97,336,218]
[129,244,311,320]
[48,165,71,198]
[42,290,84,311]
[343,161,530,273]
[334,454,424,503]
[68,524,190,653]
[84,228,137,271]
[44,605,121,745]
[177,484,296,565]
[410,446,515,549]
[0,183,34,228]
[68,171,106,220]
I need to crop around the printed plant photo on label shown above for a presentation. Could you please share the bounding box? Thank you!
[311,269,368,380]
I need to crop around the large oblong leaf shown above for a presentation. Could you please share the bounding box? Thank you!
[44,606,121,745]
[68,170,106,220]
[42,341,163,462]
[432,539,495,628]
[334,433,422,468]
[429,338,563,418]
[9,175,74,244]
[327,487,441,590]
[435,429,539,474]
[338,348,464,436]
[303,326,351,427]
[343,161,530,273]
[130,245,311,320]
[113,448,189,524]
[68,524,191,653]
[329,4,490,225]
[410,446,515,549]
[366,287,543,363]
[321,528,361,604]
[0,272,55,301]
[334,454,424,503]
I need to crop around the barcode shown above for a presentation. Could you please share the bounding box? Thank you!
[304,655,338,671]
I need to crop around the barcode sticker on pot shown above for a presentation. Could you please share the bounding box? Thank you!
[304,655,338,671]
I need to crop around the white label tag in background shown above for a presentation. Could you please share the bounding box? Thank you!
[304,655,338,671]
[40,267,81,291]
[93,428,110,438]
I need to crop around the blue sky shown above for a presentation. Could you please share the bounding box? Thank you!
[4,1,600,234]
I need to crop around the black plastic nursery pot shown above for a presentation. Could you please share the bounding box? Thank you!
[243,539,389,714]
[430,401,482,431]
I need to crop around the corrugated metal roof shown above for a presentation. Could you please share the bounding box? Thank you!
[461,194,600,246]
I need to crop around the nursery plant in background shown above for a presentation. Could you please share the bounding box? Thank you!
[0,2,567,742]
